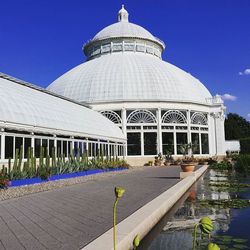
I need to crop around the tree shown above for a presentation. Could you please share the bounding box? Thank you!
[225,113,250,140]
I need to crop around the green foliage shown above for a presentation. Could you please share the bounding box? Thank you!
[235,154,250,175]
[6,146,129,181]
[0,170,10,189]
[240,138,250,154]
[113,186,125,250]
[225,113,250,140]
[193,217,214,249]
[225,113,250,153]
[210,161,232,170]
[133,235,140,249]
[199,198,250,209]
[207,243,220,250]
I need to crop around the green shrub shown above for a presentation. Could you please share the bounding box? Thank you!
[240,137,250,154]
[210,161,232,170]
[235,154,250,175]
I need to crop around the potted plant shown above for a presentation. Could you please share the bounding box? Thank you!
[164,151,174,166]
[180,143,197,172]
[154,153,163,166]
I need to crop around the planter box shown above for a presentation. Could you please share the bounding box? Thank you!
[10,167,127,188]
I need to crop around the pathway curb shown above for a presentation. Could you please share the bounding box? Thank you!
[82,165,208,250]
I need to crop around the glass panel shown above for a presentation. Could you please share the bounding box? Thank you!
[35,138,41,157]
[100,144,104,156]
[15,137,23,151]
[191,133,200,154]
[162,132,174,155]
[88,143,91,156]
[57,140,62,156]
[68,141,72,156]
[49,140,54,156]
[63,141,67,156]
[92,143,96,157]
[42,138,47,147]
[127,133,141,155]
[83,142,87,155]
[109,144,113,157]
[176,133,188,154]
[24,138,31,158]
[144,132,157,155]
[42,139,48,155]
[201,134,209,154]
[74,141,78,156]
[96,143,99,157]
[5,136,13,159]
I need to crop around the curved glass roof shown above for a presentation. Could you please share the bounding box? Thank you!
[83,5,165,57]
[48,53,212,104]
[48,6,213,106]
[0,73,125,142]
[92,21,162,45]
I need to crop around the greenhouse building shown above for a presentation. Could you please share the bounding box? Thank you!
[47,6,227,164]
[0,73,126,164]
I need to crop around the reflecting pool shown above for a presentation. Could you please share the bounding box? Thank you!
[141,170,250,250]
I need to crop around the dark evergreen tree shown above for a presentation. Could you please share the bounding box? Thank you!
[225,113,250,140]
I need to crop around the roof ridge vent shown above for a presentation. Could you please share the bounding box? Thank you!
[118,4,129,22]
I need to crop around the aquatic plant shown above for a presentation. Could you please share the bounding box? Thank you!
[113,186,125,250]
[133,235,140,250]
[199,198,250,209]
[210,161,232,170]
[207,243,220,250]
[193,217,214,249]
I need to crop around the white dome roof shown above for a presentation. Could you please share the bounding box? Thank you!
[47,53,212,104]
[84,5,165,53]
[92,21,161,45]
[48,6,212,105]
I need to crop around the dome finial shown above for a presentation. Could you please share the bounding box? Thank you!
[118,4,129,22]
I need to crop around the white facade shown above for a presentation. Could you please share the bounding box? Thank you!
[48,6,226,159]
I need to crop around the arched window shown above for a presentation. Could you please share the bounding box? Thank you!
[100,111,121,124]
[127,110,156,123]
[162,110,187,124]
[191,112,207,125]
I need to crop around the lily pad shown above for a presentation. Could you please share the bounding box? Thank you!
[219,244,230,249]
[233,244,248,249]
[233,239,248,244]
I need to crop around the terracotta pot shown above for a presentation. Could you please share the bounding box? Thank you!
[181,163,195,172]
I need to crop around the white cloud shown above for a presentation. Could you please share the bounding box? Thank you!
[239,68,250,75]
[221,93,237,101]
[247,113,250,118]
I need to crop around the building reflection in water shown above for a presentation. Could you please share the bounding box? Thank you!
[148,170,232,250]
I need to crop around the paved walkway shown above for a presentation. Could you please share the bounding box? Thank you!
[0,166,182,250]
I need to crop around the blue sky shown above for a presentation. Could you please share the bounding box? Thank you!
[0,0,249,120]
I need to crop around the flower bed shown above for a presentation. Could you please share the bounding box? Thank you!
[10,167,127,187]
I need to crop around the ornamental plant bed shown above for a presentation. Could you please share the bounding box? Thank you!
[0,173,11,189]
[9,167,127,188]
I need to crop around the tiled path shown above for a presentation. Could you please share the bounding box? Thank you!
[0,166,182,250]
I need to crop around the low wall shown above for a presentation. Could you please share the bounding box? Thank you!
[125,156,154,167]
[82,165,208,250]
